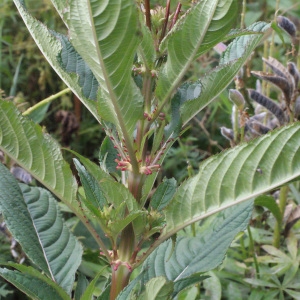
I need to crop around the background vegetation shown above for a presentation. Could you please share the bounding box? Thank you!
[1,0,300,299]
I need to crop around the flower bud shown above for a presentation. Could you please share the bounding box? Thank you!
[229,89,245,110]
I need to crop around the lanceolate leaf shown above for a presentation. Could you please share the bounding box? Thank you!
[161,122,300,239]
[156,0,237,103]
[13,0,101,122]
[142,201,252,284]
[0,169,82,294]
[0,265,70,300]
[0,101,78,212]
[180,21,270,125]
[66,0,143,136]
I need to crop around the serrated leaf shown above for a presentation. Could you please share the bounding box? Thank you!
[151,178,177,211]
[173,274,209,296]
[142,201,252,283]
[99,136,119,175]
[0,101,79,212]
[180,22,270,125]
[0,266,70,300]
[161,122,300,238]
[138,20,156,70]
[66,0,143,136]
[13,0,101,122]
[74,158,107,211]
[0,171,82,294]
[156,0,238,103]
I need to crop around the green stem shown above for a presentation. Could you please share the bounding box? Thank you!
[233,106,239,143]
[22,88,71,116]
[110,264,131,300]
[273,185,288,248]
[247,226,260,279]
[240,0,246,29]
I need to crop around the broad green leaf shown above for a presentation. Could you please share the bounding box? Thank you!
[203,271,222,300]
[0,265,70,300]
[66,0,143,136]
[180,22,270,125]
[0,164,50,274]
[156,0,237,103]
[255,195,281,223]
[0,101,79,212]
[142,201,252,282]
[74,158,107,210]
[0,169,82,294]
[162,122,300,238]
[150,178,177,211]
[13,0,101,122]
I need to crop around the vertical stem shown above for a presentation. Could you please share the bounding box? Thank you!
[144,0,151,30]
[110,265,131,300]
[247,226,260,279]
[273,185,288,248]
[159,0,171,45]
[240,0,246,29]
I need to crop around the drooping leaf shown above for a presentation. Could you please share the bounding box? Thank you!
[255,195,281,223]
[142,201,253,283]
[65,0,143,136]
[161,122,300,238]
[180,22,270,125]
[0,168,82,294]
[0,101,79,212]
[156,0,238,103]
[13,0,101,122]
[0,265,70,300]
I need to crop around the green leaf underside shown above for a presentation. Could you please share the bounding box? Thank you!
[21,184,83,293]
[0,170,82,294]
[142,201,252,283]
[163,122,300,238]
[0,101,79,211]
[66,0,143,136]
[0,164,49,274]
[0,266,69,300]
[156,0,237,103]
[180,21,270,125]
[13,0,101,122]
